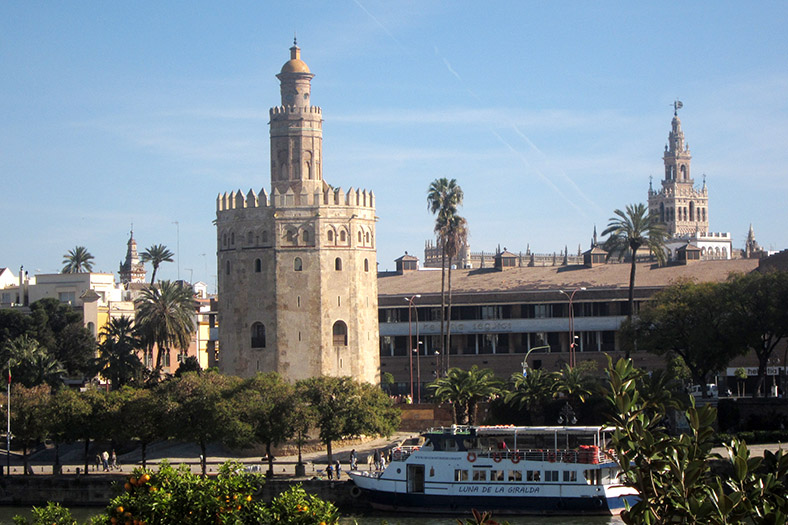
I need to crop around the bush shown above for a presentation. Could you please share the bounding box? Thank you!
[13,502,77,525]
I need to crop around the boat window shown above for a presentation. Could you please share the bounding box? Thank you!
[472,471,487,482]
[454,469,468,482]
[563,471,577,482]
[526,470,541,482]
[444,439,460,451]
[545,470,559,482]
[491,470,505,481]
[508,470,522,482]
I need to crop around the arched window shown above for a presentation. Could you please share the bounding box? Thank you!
[335,257,342,271]
[226,260,231,275]
[680,165,687,180]
[340,230,346,243]
[287,230,295,243]
[332,321,348,346]
[294,257,303,271]
[365,232,370,243]
[251,322,266,348]
[302,230,310,243]
[358,231,362,243]
[364,258,369,272]
[231,232,235,245]
[689,201,695,221]
[262,231,269,244]
[327,230,334,242]
[255,259,262,273]
[223,234,227,247]
[247,231,253,244]
[659,202,665,222]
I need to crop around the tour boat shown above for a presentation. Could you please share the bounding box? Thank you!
[348,425,638,515]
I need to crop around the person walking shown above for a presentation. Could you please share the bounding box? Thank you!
[373,449,381,471]
[111,450,119,471]
[334,459,341,480]
[325,463,334,481]
[101,450,109,472]
[350,449,358,470]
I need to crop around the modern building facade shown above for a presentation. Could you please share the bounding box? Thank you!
[215,42,380,383]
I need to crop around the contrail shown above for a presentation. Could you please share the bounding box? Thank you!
[352,0,409,53]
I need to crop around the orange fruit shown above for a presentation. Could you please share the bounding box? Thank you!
[116,506,124,514]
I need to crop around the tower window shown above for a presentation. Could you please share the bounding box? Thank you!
[358,231,362,243]
[255,259,262,273]
[365,232,370,243]
[247,231,253,244]
[335,257,342,271]
[231,232,235,245]
[327,230,334,242]
[333,320,348,347]
[226,260,231,275]
[340,230,346,243]
[303,230,310,243]
[262,231,269,244]
[294,257,303,271]
[364,258,369,272]
[251,322,266,348]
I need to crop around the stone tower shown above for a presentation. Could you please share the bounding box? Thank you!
[119,229,147,284]
[648,103,709,237]
[215,41,380,384]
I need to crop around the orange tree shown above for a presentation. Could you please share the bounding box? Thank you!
[88,462,338,525]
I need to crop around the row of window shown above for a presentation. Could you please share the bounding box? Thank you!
[227,257,371,275]
[454,469,578,483]
[380,302,629,323]
[249,321,348,348]
[220,227,373,249]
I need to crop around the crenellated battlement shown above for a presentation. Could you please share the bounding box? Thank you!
[217,185,374,213]
[269,105,322,117]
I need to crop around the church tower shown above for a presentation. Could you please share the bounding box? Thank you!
[215,42,380,384]
[119,229,146,284]
[648,102,709,237]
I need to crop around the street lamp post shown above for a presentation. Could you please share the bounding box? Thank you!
[559,287,586,368]
[405,294,421,402]
[521,345,551,377]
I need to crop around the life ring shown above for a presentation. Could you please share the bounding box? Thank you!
[493,453,502,463]
[511,452,522,464]
[467,452,477,463]
[350,485,362,498]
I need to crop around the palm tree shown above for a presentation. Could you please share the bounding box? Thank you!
[504,369,558,425]
[443,213,468,373]
[428,365,500,425]
[2,335,66,387]
[95,316,145,389]
[140,244,175,283]
[555,364,594,406]
[134,280,196,372]
[602,203,666,356]
[61,246,95,273]
[427,178,464,374]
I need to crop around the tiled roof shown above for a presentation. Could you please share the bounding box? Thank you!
[378,259,759,297]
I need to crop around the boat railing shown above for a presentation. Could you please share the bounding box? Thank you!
[390,445,421,462]
[472,446,616,464]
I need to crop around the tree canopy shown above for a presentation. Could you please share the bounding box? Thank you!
[61,246,95,273]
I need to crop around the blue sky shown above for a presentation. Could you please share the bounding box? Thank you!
[3,1,787,288]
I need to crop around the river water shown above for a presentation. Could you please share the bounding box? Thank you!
[0,506,623,524]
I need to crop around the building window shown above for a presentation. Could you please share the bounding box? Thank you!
[262,231,269,244]
[247,231,253,244]
[335,257,342,271]
[251,322,266,348]
[226,260,231,275]
[294,257,303,271]
[365,232,370,243]
[340,230,346,243]
[358,231,362,243]
[231,232,235,245]
[255,259,262,273]
[58,291,76,304]
[297,296,301,308]
[303,230,310,243]
[364,258,369,272]
[327,230,334,242]
[332,321,348,346]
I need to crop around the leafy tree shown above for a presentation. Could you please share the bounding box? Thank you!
[429,365,500,425]
[2,335,66,388]
[555,363,594,405]
[139,244,175,284]
[734,366,748,397]
[0,309,33,350]
[234,373,299,477]
[29,298,94,377]
[724,270,788,397]
[602,203,667,356]
[297,376,400,462]
[122,387,168,469]
[503,368,558,425]
[46,387,90,474]
[95,316,144,390]
[134,280,196,372]
[53,323,96,377]
[427,177,464,373]
[74,388,114,475]
[174,355,201,376]
[161,371,242,476]
[61,246,94,273]
[10,384,51,474]
[11,502,76,525]
[625,280,747,396]
[606,356,788,524]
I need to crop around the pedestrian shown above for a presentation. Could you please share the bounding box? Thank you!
[373,449,381,470]
[350,449,358,470]
[380,453,386,470]
[325,463,334,481]
[334,459,341,480]
[94,454,101,472]
[101,450,109,472]
[111,450,118,470]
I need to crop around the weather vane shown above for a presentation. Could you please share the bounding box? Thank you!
[673,99,683,115]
